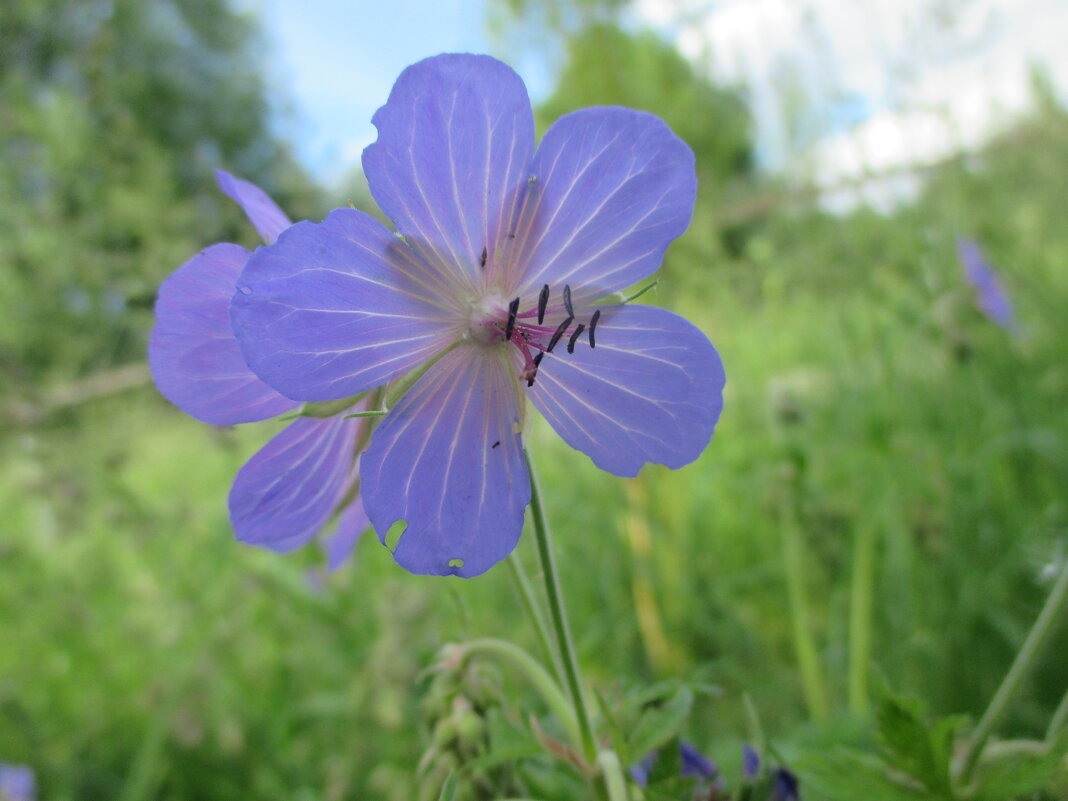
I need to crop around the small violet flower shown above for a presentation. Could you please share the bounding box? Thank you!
[0,765,35,801]
[154,54,725,577]
[743,744,800,801]
[956,237,1017,333]
[631,741,718,787]
[149,170,370,568]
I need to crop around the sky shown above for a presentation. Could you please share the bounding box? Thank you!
[241,0,1068,207]
[238,0,547,186]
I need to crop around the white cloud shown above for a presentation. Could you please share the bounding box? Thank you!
[636,0,1068,208]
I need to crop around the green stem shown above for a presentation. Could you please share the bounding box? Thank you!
[781,505,830,722]
[460,638,580,747]
[958,558,1068,783]
[847,522,877,714]
[1046,685,1068,742]
[525,449,599,762]
[596,750,630,801]
[507,551,564,687]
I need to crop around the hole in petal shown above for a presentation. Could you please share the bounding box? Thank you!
[385,519,407,551]
[448,558,464,569]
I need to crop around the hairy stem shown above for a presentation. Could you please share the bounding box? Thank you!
[525,449,599,762]
[596,750,630,801]
[459,638,579,747]
[958,558,1068,783]
[506,551,564,687]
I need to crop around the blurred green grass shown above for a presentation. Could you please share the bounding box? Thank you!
[3,107,1068,799]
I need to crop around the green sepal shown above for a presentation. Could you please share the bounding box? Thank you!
[300,393,369,418]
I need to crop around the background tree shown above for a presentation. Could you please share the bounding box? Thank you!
[0,0,319,392]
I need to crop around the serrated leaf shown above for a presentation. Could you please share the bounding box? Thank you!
[972,731,1068,801]
[626,686,694,763]
[799,748,946,801]
[875,684,961,795]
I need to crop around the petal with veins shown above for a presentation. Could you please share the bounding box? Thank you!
[528,304,723,477]
[149,243,294,425]
[507,107,695,305]
[363,53,535,298]
[361,345,530,577]
[231,208,458,402]
[229,414,360,552]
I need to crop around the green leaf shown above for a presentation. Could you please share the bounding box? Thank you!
[625,685,694,765]
[874,683,963,796]
[799,748,946,801]
[971,732,1068,801]
[436,771,458,801]
[646,735,683,786]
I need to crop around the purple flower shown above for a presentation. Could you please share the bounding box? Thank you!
[956,238,1017,332]
[743,744,800,801]
[0,765,34,801]
[228,54,725,577]
[149,170,370,566]
[631,741,717,787]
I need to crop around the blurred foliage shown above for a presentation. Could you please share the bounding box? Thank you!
[490,0,627,42]
[538,24,752,188]
[536,23,755,271]
[0,0,320,389]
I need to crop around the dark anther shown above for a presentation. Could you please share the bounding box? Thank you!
[480,246,487,268]
[492,440,500,449]
[546,316,573,353]
[563,284,574,317]
[504,297,520,341]
[567,323,586,354]
[588,309,601,348]
[537,284,550,324]
[527,352,545,387]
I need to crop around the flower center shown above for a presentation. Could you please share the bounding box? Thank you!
[465,283,601,387]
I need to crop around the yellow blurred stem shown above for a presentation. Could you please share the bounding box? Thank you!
[625,480,685,674]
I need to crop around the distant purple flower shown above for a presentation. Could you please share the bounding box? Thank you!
[0,765,34,801]
[631,741,717,787]
[743,743,761,777]
[149,171,369,566]
[743,744,800,801]
[956,238,1017,332]
[229,54,725,577]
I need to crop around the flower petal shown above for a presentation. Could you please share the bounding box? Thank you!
[230,208,457,401]
[325,495,370,571]
[149,243,295,425]
[508,108,696,303]
[361,345,530,577]
[528,304,723,477]
[229,413,360,552]
[363,53,535,299]
[215,169,291,245]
